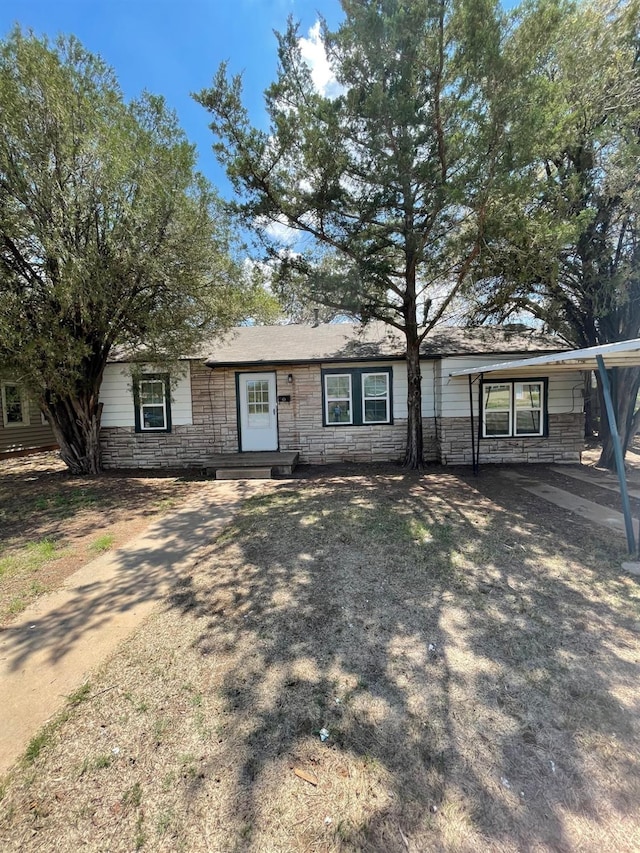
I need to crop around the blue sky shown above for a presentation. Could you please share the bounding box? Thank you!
[0,1,345,194]
[1,1,519,197]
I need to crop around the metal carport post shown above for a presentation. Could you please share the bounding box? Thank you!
[596,354,635,552]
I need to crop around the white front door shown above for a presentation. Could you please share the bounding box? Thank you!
[238,372,278,451]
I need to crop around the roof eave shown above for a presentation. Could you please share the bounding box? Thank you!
[449,338,640,377]
[204,353,408,368]
[203,347,564,369]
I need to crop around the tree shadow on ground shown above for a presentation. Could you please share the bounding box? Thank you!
[0,461,206,545]
[0,480,262,672]
[166,466,640,851]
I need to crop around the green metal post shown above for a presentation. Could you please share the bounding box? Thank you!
[596,355,636,553]
[468,374,477,475]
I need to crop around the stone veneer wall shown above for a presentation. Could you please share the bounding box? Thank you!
[438,412,584,466]
[101,361,582,469]
[274,364,438,463]
[100,424,211,469]
[100,361,440,467]
[289,416,439,465]
[101,362,225,469]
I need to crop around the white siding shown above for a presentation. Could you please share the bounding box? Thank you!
[433,360,442,418]
[440,356,584,417]
[392,361,438,419]
[440,356,494,418]
[321,360,437,420]
[547,373,585,414]
[100,363,193,428]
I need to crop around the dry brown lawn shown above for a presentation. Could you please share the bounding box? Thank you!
[1,462,639,852]
[0,452,203,624]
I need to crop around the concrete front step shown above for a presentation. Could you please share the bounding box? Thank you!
[215,467,274,480]
[203,451,299,479]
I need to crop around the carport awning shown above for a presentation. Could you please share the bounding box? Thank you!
[449,337,640,377]
[448,337,640,554]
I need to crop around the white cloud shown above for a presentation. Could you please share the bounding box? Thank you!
[298,21,342,99]
[255,214,299,246]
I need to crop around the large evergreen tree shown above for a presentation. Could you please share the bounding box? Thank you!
[0,30,251,474]
[196,0,511,467]
[469,0,640,468]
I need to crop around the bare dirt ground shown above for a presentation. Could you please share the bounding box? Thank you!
[0,452,205,625]
[1,454,639,852]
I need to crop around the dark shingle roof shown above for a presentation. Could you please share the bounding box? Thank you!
[201,322,565,367]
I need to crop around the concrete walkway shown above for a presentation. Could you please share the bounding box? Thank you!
[500,468,639,541]
[0,480,269,776]
[550,464,640,500]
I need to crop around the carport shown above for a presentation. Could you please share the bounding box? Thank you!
[450,338,640,554]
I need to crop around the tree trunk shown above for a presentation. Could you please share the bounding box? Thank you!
[597,366,640,470]
[404,331,423,469]
[43,389,104,475]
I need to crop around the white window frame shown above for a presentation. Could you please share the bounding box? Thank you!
[482,380,545,438]
[1,382,30,428]
[362,372,390,424]
[324,373,353,425]
[139,377,168,431]
[482,382,512,438]
[513,381,544,437]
